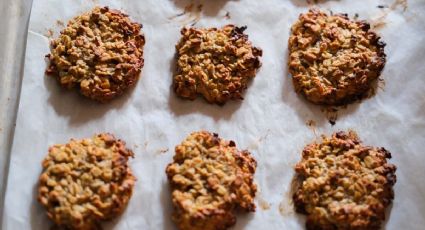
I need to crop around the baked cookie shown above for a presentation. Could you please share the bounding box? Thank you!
[166,131,257,230]
[293,131,397,230]
[46,7,145,102]
[38,133,135,229]
[173,25,262,105]
[288,9,386,105]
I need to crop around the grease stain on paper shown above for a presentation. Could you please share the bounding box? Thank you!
[169,1,203,26]
[371,0,408,29]
[248,129,271,150]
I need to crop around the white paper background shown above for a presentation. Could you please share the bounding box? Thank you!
[2,0,425,229]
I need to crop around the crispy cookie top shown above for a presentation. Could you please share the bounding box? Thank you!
[38,133,135,229]
[293,131,396,230]
[166,131,257,230]
[288,9,386,105]
[46,7,145,102]
[174,25,262,105]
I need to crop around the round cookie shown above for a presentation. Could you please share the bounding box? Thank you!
[288,9,386,105]
[293,131,397,230]
[46,7,145,102]
[38,133,135,229]
[173,25,262,105]
[166,131,257,230]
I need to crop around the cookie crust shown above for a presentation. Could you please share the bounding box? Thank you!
[38,133,135,229]
[288,9,386,105]
[174,25,262,105]
[166,131,257,230]
[46,7,145,102]
[293,131,396,230]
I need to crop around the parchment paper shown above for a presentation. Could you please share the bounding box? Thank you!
[3,0,425,229]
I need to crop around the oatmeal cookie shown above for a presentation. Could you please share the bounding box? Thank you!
[38,133,136,229]
[288,9,386,105]
[166,131,257,230]
[174,25,262,105]
[46,7,145,102]
[293,131,397,230]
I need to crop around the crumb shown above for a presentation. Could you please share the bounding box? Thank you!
[278,202,285,216]
[225,11,231,19]
[378,78,386,91]
[258,198,271,210]
[354,13,359,19]
[56,20,64,27]
[306,120,316,127]
[372,20,387,29]
[278,200,294,216]
[156,148,169,154]
[45,29,53,38]
[377,5,387,8]
[321,107,338,126]
[306,120,318,136]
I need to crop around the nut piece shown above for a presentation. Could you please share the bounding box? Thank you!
[288,9,386,105]
[37,133,136,229]
[174,25,262,105]
[166,131,257,230]
[293,131,397,230]
[46,7,145,102]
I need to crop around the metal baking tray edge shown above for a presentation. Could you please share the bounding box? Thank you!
[0,0,34,227]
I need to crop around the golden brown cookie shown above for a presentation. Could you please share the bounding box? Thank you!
[166,131,257,230]
[173,25,262,105]
[38,133,135,229]
[288,9,386,105]
[46,7,145,102]
[293,131,396,230]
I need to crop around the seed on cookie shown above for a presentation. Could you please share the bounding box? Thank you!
[293,131,397,230]
[288,9,386,105]
[173,25,262,105]
[46,7,145,102]
[166,131,257,230]
[37,133,136,229]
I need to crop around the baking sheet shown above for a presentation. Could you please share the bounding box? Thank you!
[2,0,425,229]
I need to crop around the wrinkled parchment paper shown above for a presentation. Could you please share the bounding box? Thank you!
[3,0,425,229]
